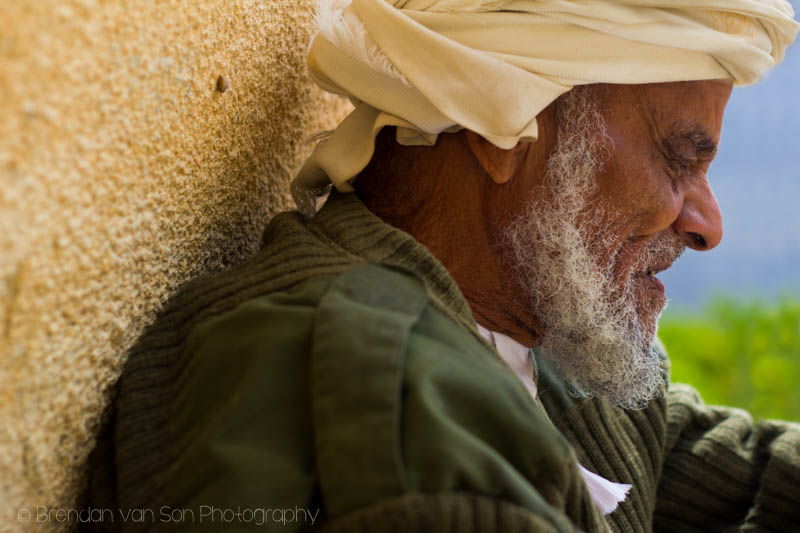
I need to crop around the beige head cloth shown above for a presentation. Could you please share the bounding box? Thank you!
[293,0,798,195]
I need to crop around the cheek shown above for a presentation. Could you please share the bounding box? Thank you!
[597,128,685,236]
[635,187,682,235]
[596,160,683,237]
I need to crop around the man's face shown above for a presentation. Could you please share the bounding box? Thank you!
[588,80,731,337]
[503,80,732,408]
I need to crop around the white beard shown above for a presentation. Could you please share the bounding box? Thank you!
[503,87,684,410]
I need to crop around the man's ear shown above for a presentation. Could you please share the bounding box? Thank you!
[465,131,528,184]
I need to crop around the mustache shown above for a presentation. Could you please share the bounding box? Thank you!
[636,230,686,275]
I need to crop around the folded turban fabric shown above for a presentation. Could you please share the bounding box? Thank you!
[293,0,798,193]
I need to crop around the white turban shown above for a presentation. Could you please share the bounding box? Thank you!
[294,0,798,193]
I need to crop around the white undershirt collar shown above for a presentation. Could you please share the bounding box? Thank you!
[476,324,631,516]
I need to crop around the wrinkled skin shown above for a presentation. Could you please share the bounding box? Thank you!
[581,81,729,342]
[355,80,732,351]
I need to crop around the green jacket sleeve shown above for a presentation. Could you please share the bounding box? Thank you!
[654,382,800,531]
[142,263,599,532]
[308,263,596,531]
[139,276,333,531]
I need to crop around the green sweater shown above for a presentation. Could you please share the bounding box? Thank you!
[86,192,800,532]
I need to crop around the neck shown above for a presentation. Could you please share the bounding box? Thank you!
[355,132,544,349]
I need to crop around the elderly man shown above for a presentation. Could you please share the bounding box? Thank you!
[86,0,800,531]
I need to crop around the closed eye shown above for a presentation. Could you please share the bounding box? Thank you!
[663,128,717,173]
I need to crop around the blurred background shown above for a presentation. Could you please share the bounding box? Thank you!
[659,0,800,420]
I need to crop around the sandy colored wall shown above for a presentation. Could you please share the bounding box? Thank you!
[0,1,348,529]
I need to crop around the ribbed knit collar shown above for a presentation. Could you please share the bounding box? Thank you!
[309,191,481,340]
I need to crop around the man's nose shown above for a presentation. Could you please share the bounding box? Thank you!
[672,178,723,251]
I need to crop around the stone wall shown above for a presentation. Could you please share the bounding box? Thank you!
[0,1,347,529]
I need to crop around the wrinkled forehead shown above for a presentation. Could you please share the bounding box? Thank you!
[594,80,734,141]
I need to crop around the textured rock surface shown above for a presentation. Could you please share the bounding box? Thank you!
[0,1,348,529]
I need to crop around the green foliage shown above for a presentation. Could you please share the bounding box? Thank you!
[659,295,800,421]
